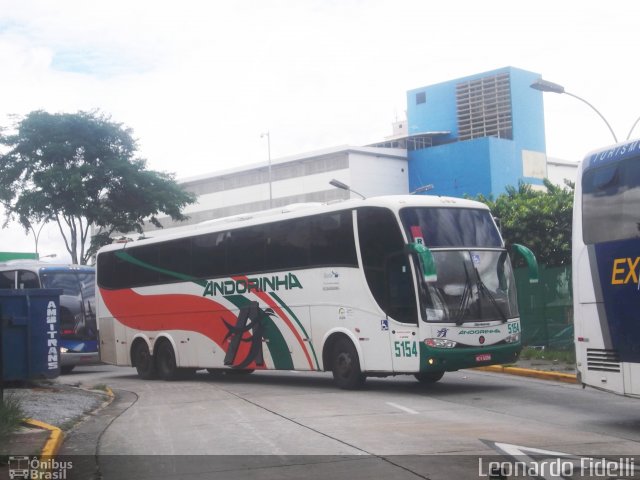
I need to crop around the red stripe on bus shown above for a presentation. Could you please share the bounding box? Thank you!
[99,288,262,369]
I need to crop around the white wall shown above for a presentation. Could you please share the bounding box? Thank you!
[349,151,408,198]
[186,168,352,214]
[547,158,579,186]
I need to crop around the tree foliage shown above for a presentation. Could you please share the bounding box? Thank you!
[0,110,196,264]
[472,179,574,267]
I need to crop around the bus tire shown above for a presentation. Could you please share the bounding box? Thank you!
[332,338,365,390]
[132,340,156,380]
[60,365,75,374]
[414,371,445,383]
[155,341,179,381]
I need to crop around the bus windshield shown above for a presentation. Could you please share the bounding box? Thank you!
[400,207,502,248]
[400,207,518,323]
[421,250,518,323]
[582,156,640,244]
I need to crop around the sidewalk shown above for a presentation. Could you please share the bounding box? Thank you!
[0,382,112,479]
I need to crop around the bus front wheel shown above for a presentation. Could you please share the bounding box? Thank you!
[132,341,156,380]
[414,371,445,383]
[332,338,365,390]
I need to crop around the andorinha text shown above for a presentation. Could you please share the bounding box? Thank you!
[203,273,303,297]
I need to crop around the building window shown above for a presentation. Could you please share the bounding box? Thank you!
[416,92,426,105]
[456,73,513,141]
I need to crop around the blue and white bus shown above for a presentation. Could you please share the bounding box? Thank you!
[0,261,99,373]
[573,140,640,397]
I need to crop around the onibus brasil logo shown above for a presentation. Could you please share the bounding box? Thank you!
[8,456,72,480]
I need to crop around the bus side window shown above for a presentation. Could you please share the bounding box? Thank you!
[18,270,40,289]
[0,270,16,289]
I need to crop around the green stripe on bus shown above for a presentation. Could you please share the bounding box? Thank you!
[115,251,208,287]
[225,295,294,370]
[270,292,319,370]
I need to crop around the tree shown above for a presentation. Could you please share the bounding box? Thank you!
[472,179,574,267]
[0,110,196,264]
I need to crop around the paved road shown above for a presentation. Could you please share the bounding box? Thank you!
[58,365,640,479]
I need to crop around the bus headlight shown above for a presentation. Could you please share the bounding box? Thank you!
[424,338,457,349]
[60,347,69,353]
[505,333,520,344]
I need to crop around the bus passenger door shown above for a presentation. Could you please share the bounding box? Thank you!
[386,255,420,374]
[389,320,420,373]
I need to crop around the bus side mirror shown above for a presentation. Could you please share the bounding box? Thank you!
[511,244,539,284]
[406,243,437,283]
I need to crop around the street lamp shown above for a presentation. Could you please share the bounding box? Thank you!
[329,179,366,199]
[260,131,272,208]
[626,116,640,141]
[411,184,434,194]
[25,217,51,255]
[530,78,619,143]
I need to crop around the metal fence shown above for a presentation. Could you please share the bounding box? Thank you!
[515,265,573,350]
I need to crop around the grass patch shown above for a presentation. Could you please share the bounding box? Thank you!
[0,394,26,451]
[520,347,576,364]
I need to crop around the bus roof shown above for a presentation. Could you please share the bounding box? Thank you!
[98,194,491,254]
[583,138,640,171]
[0,261,94,273]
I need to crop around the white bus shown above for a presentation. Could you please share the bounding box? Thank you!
[573,140,640,398]
[96,195,536,389]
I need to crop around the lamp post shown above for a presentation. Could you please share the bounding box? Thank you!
[25,217,50,256]
[260,131,272,208]
[329,179,366,199]
[626,116,640,141]
[530,78,619,143]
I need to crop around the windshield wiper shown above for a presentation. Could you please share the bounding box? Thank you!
[455,264,473,325]
[472,264,507,323]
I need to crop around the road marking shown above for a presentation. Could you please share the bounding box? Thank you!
[386,402,419,414]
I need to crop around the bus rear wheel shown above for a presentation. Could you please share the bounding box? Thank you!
[155,341,179,381]
[132,341,156,380]
[332,338,365,390]
[414,371,445,383]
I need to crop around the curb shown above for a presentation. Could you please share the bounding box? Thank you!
[475,365,578,384]
[22,419,64,459]
[23,385,115,461]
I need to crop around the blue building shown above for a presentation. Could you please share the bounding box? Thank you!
[404,67,547,198]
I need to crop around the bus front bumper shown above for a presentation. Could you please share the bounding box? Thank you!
[60,350,101,367]
[419,342,521,373]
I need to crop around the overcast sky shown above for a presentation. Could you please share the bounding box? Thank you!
[1,0,639,260]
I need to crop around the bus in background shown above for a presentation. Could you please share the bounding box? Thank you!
[573,140,640,398]
[0,261,99,374]
[96,195,537,389]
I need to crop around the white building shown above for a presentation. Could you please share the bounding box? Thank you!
[147,145,408,232]
[546,157,579,187]
[144,138,577,236]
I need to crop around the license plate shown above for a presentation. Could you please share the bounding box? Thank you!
[476,353,492,362]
